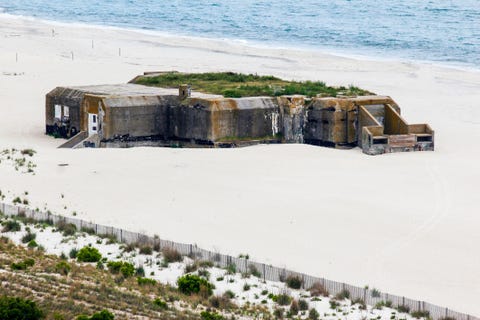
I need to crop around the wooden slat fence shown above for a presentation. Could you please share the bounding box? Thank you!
[0,202,477,320]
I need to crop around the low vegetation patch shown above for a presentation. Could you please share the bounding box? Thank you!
[11,258,35,270]
[200,311,224,320]
[177,274,214,296]
[2,220,21,232]
[285,274,303,289]
[137,277,157,286]
[162,247,183,263]
[76,246,102,262]
[106,261,135,278]
[0,296,43,320]
[76,309,114,320]
[134,72,373,98]
[309,282,329,297]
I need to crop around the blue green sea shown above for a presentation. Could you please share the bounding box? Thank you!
[1,0,479,69]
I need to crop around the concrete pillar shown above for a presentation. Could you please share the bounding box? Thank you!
[179,84,191,100]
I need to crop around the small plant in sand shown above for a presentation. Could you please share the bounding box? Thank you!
[200,311,224,320]
[334,289,350,300]
[308,308,320,320]
[285,274,303,289]
[162,247,182,263]
[55,261,71,276]
[21,231,36,243]
[2,220,21,232]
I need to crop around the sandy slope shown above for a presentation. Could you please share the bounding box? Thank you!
[0,15,479,315]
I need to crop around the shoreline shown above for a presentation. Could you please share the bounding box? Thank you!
[1,13,480,316]
[1,11,479,74]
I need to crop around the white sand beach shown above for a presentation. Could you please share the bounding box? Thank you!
[0,15,479,315]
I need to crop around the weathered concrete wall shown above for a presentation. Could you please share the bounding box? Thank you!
[45,87,84,137]
[82,94,178,141]
[278,96,306,143]
[209,98,280,143]
[169,101,212,143]
[304,97,356,147]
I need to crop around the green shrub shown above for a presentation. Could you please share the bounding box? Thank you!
[55,261,71,275]
[69,248,79,259]
[0,296,43,320]
[285,275,303,289]
[11,258,35,270]
[77,310,114,320]
[57,221,77,236]
[12,197,22,205]
[224,290,235,299]
[135,266,145,277]
[248,264,261,277]
[397,305,410,313]
[106,261,135,278]
[298,299,309,311]
[243,283,250,291]
[353,298,366,309]
[80,227,95,235]
[329,300,340,309]
[2,220,21,232]
[335,289,350,300]
[371,288,381,298]
[275,293,291,306]
[21,231,36,243]
[139,245,153,255]
[185,263,198,273]
[411,310,430,319]
[289,299,299,315]
[137,277,156,286]
[308,308,320,320]
[27,240,38,248]
[21,149,36,157]
[177,274,214,296]
[76,246,102,262]
[153,298,168,309]
[375,300,393,309]
[273,308,283,319]
[226,263,236,274]
[200,311,224,320]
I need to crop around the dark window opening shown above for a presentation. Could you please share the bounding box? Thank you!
[417,136,432,142]
[373,138,388,144]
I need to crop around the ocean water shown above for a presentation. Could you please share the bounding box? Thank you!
[1,0,479,69]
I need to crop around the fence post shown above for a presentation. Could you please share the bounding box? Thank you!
[189,244,193,257]
[263,264,266,282]
[120,229,123,242]
[364,287,367,303]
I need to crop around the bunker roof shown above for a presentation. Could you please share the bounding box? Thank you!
[48,83,221,99]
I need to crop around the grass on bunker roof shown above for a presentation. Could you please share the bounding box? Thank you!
[133,72,374,98]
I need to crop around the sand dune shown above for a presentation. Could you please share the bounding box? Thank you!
[0,15,479,315]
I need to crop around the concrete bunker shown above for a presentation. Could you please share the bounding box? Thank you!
[46,80,434,155]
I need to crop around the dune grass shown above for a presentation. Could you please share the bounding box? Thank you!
[133,72,373,98]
